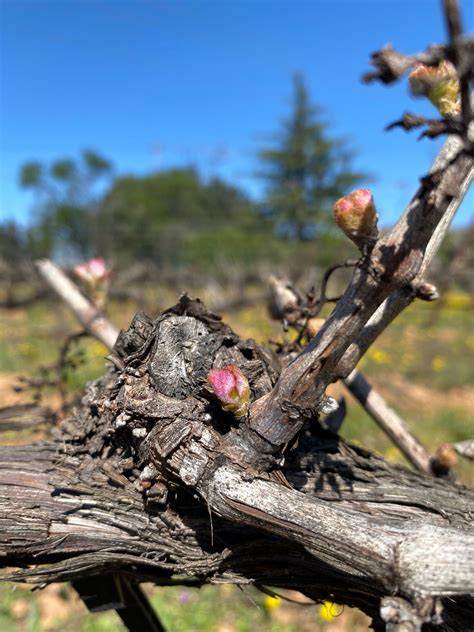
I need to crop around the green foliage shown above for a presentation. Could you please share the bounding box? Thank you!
[15,77,370,270]
[182,224,356,274]
[50,159,76,181]
[94,167,258,266]
[19,149,113,259]
[258,74,368,240]
[183,225,279,268]
[19,161,43,188]
[82,150,113,175]
[90,161,357,272]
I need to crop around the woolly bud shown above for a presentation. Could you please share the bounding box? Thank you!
[409,62,460,116]
[268,275,300,320]
[415,281,439,302]
[435,443,458,468]
[333,189,379,250]
[207,365,250,417]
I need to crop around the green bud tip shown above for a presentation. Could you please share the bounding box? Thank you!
[409,61,460,116]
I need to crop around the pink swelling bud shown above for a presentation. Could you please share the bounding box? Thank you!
[74,257,111,284]
[74,257,111,309]
[409,62,460,116]
[207,365,250,417]
[333,188,379,250]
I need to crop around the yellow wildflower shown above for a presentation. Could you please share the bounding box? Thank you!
[264,595,281,609]
[319,601,340,622]
[369,348,391,365]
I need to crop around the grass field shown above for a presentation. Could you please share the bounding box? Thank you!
[0,288,472,631]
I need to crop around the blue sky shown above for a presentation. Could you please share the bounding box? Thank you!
[1,0,473,228]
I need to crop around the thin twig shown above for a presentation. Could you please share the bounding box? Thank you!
[0,404,56,432]
[35,259,119,350]
[385,112,464,139]
[344,370,434,475]
[454,439,474,461]
[268,270,438,473]
[337,133,473,376]
[310,259,357,318]
[251,117,473,446]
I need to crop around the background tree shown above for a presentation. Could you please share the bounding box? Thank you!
[94,167,260,267]
[258,73,368,240]
[19,150,113,259]
[18,153,357,275]
[16,78,370,274]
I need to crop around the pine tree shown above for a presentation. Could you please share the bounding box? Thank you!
[258,74,367,240]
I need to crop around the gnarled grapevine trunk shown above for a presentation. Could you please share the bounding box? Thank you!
[1,297,473,631]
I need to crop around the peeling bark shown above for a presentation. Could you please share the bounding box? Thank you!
[1,297,473,631]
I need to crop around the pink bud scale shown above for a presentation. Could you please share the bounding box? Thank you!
[207,365,250,417]
[333,188,379,250]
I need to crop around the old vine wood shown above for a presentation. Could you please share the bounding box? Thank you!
[1,295,473,630]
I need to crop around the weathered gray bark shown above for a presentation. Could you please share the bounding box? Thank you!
[0,298,473,631]
[250,134,473,445]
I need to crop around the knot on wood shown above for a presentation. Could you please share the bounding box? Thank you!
[72,295,282,494]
